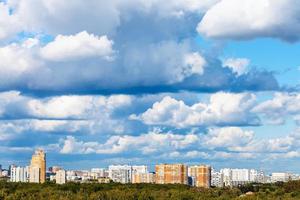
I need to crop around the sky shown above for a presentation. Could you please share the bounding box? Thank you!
[0,0,300,173]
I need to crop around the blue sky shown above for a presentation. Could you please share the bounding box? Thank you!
[0,0,300,173]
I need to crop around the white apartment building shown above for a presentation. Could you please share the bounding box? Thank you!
[108,165,149,183]
[231,169,250,182]
[108,165,132,183]
[10,166,29,182]
[250,169,258,182]
[29,167,40,183]
[220,168,262,186]
[132,165,148,174]
[220,168,232,186]
[91,168,109,178]
[271,173,291,183]
[211,169,223,187]
[56,170,66,184]
[109,168,131,183]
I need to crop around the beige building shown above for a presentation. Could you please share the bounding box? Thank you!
[29,149,46,183]
[98,177,111,183]
[29,167,40,183]
[132,172,155,183]
[189,165,211,188]
[155,164,187,184]
[55,170,66,184]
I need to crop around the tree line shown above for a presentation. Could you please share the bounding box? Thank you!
[1,180,300,199]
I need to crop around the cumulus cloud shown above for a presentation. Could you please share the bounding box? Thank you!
[0,91,134,137]
[204,127,254,148]
[183,52,206,76]
[253,92,300,125]
[60,130,200,154]
[0,91,132,119]
[0,40,41,87]
[223,58,250,76]
[197,0,300,42]
[131,92,260,127]
[40,31,114,61]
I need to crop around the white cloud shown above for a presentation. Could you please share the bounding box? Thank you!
[204,127,254,148]
[0,92,133,135]
[40,31,114,61]
[0,121,27,141]
[223,58,250,76]
[0,40,40,86]
[253,92,300,125]
[197,0,300,42]
[0,91,24,116]
[58,127,257,157]
[131,92,259,127]
[183,52,206,76]
[27,96,94,119]
[29,120,89,132]
[9,0,218,36]
[0,91,132,120]
[60,130,200,154]
[0,2,21,41]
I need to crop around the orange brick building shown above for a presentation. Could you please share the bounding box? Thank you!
[155,164,188,184]
[188,165,211,188]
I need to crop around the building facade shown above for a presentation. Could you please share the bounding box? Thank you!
[10,166,29,182]
[155,164,188,185]
[29,149,46,183]
[29,167,40,183]
[188,165,211,188]
[56,170,66,184]
[132,172,155,183]
[108,165,132,183]
[211,169,224,187]
[271,173,291,183]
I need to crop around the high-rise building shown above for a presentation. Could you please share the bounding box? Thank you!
[109,169,131,183]
[231,169,250,182]
[56,170,66,184]
[29,149,46,183]
[211,169,223,187]
[10,166,29,182]
[155,164,188,185]
[108,165,132,183]
[188,165,211,188]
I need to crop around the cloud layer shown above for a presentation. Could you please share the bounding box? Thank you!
[0,0,299,170]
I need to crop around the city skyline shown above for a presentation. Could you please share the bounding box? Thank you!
[1,0,300,173]
[3,149,298,187]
